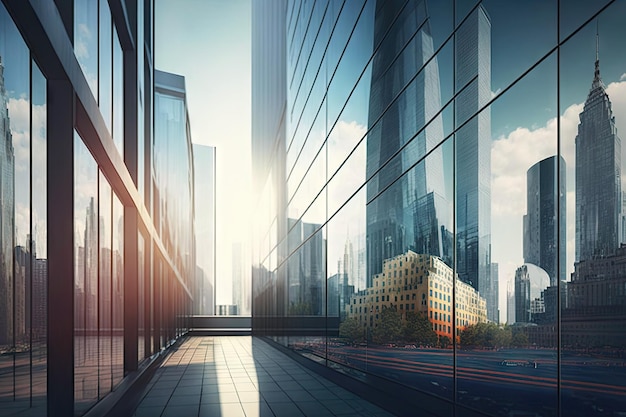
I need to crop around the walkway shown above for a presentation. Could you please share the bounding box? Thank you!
[132,336,395,417]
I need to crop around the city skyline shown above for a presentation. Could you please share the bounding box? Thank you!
[1,1,626,416]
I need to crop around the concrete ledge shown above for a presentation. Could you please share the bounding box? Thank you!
[189,328,251,336]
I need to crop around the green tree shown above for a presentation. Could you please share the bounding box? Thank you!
[288,301,312,315]
[339,317,363,345]
[461,323,515,349]
[512,330,529,347]
[404,311,437,346]
[373,306,402,344]
[438,335,452,349]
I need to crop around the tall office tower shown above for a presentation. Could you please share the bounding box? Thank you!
[514,264,550,324]
[343,235,355,288]
[514,265,531,323]
[0,56,14,346]
[232,242,245,314]
[287,219,325,315]
[487,262,499,323]
[455,5,492,304]
[507,280,515,325]
[524,156,567,285]
[193,144,216,315]
[366,0,450,287]
[575,34,621,262]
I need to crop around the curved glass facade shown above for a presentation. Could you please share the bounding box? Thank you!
[252,1,626,415]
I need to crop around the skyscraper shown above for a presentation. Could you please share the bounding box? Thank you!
[524,156,566,285]
[343,234,354,288]
[366,0,450,287]
[575,32,621,262]
[455,5,492,306]
[0,55,14,346]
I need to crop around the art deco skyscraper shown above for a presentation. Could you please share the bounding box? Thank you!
[455,6,492,303]
[575,33,621,262]
[366,0,450,286]
[524,156,566,285]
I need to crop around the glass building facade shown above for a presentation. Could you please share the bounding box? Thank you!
[252,1,626,416]
[193,143,216,315]
[0,1,195,415]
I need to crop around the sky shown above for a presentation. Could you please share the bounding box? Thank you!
[155,0,251,306]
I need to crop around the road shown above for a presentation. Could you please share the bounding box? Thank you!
[294,341,626,417]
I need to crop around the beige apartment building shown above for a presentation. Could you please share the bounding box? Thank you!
[347,251,487,340]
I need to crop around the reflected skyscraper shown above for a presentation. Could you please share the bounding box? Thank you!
[455,5,492,308]
[287,218,325,315]
[575,33,621,262]
[366,0,450,286]
[0,55,15,346]
[524,156,566,285]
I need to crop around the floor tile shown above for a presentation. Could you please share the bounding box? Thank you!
[131,337,393,417]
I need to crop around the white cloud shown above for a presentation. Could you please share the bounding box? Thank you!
[75,24,92,60]
[620,73,626,82]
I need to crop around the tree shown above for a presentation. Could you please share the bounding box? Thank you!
[373,306,402,344]
[339,317,363,345]
[460,323,516,349]
[512,330,529,347]
[438,335,452,349]
[404,311,437,346]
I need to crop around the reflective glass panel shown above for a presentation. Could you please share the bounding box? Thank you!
[74,132,99,413]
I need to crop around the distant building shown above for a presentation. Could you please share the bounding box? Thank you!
[217,304,238,316]
[506,280,515,325]
[524,156,566,285]
[348,251,486,340]
[487,262,499,323]
[287,218,325,315]
[232,242,250,315]
[514,264,549,324]
[328,273,354,319]
[193,144,216,315]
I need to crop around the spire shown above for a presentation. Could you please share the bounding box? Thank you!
[592,20,603,89]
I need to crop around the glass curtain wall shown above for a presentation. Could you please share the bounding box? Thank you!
[0,4,48,416]
[252,1,626,416]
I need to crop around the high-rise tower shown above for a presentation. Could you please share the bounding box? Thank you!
[524,156,567,285]
[366,0,450,286]
[455,5,492,303]
[575,31,621,262]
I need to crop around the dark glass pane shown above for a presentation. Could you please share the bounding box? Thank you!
[560,4,626,415]
[99,0,112,133]
[31,60,47,414]
[113,26,124,158]
[138,232,145,362]
[111,194,124,387]
[98,172,112,398]
[0,4,30,413]
[74,132,99,413]
[74,0,98,96]
[456,52,558,416]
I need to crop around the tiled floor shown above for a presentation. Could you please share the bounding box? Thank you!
[133,336,395,417]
